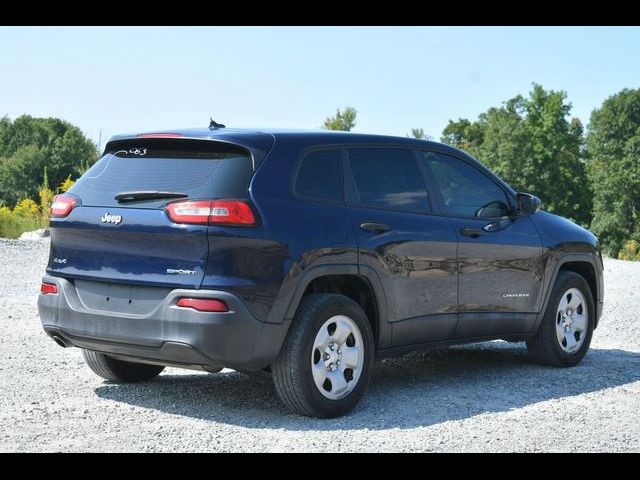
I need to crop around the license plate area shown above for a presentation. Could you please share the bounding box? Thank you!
[74,280,171,316]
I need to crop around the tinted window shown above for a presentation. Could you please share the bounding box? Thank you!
[69,140,253,208]
[421,152,510,219]
[295,149,342,202]
[348,148,429,213]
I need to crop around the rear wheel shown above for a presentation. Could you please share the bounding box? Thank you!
[82,350,165,382]
[272,294,374,418]
[526,271,595,367]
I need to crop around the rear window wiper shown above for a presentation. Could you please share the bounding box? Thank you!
[114,191,189,203]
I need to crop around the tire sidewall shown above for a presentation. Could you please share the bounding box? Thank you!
[297,296,374,417]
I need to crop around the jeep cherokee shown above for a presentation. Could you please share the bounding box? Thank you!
[38,128,604,418]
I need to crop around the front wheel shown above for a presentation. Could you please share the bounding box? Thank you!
[272,294,374,418]
[526,271,595,367]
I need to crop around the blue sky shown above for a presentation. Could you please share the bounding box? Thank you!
[1,26,638,149]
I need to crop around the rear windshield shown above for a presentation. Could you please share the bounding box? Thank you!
[68,140,253,208]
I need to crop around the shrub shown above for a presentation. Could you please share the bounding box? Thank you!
[0,202,46,238]
[619,240,640,262]
[0,164,74,238]
[38,186,55,225]
[12,198,40,219]
[59,176,75,193]
[0,171,53,238]
[0,206,11,233]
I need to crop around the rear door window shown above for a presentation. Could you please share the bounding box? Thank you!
[68,140,253,208]
[347,148,430,213]
[294,149,343,202]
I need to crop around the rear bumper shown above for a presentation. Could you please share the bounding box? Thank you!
[38,275,289,370]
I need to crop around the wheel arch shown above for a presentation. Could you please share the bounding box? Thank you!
[559,261,598,310]
[536,253,602,331]
[282,265,390,348]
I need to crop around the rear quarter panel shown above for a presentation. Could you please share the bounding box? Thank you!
[247,140,358,324]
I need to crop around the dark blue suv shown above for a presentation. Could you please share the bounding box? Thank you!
[38,128,604,417]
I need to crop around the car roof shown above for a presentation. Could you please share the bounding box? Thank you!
[109,127,456,151]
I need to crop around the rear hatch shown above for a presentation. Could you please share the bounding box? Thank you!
[47,137,257,289]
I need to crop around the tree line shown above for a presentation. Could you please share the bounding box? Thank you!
[1,85,638,259]
[323,85,640,259]
[0,115,97,206]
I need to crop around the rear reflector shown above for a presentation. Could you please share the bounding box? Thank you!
[50,194,77,218]
[40,282,58,295]
[166,200,255,226]
[176,298,228,312]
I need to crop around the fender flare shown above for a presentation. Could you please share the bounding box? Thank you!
[533,252,600,331]
[276,264,391,348]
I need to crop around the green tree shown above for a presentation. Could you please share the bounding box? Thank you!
[0,146,48,206]
[441,84,591,226]
[0,115,97,206]
[323,107,357,131]
[442,117,486,155]
[586,88,640,257]
[409,128,433,140]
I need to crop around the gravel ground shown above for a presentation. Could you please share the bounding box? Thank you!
[1,238,639,452]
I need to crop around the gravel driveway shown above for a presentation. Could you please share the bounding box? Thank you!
[1,238,638,452]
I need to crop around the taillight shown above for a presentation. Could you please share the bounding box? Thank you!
[40,282,58,295]
[166,201,212,225]
[176,298,228,312]
[166,200,256,226]
[50,194,77,218]
[210,200,256,225]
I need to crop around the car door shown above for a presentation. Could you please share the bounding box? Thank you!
[344,147,458,348]
[419,150,544,338]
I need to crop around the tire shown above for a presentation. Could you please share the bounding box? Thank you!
[82,349,165,382]
[526,271,595,367]
[272,293,374,418]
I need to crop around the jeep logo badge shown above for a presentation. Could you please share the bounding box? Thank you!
[101,213,122,225]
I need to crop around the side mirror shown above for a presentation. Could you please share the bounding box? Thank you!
[516,193,541,216]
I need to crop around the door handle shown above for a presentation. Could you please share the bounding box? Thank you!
[482,221,501,232]
[360,222,390,234]
[459,227,484,238]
